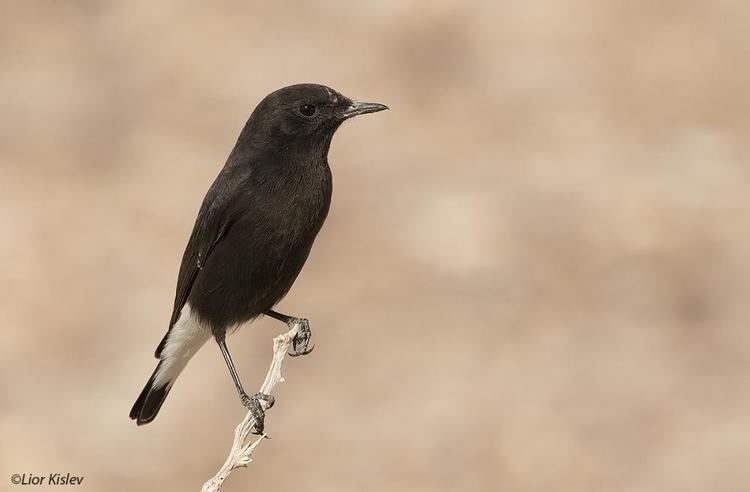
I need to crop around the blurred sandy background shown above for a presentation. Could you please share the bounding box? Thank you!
[1,1,749,491]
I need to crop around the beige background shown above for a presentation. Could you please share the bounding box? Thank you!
[2,1,749,491]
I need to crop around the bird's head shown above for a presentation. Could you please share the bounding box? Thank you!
[237,84,387,157]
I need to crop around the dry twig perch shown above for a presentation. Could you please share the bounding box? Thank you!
[201,320,303,492]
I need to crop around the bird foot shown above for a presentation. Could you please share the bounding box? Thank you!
[288,318,314,357]
[241,392,275,435]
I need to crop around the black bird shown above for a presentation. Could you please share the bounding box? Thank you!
[129,84,387,431]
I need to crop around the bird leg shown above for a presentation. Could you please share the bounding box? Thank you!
[265,310,314,357]
[217,337,275,434]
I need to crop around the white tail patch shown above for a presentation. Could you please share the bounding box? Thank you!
[153,303,210,389]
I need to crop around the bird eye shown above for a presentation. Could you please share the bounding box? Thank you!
[299,104,317,117]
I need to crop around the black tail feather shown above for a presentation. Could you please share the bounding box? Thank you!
[129,362,172,425]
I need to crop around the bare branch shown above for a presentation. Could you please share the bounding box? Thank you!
[201,320,302,492]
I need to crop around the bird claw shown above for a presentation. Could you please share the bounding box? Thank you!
[288,318,314,357]
[289,344,315,357]
[241,392,275,435]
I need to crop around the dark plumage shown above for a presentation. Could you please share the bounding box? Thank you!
[130,84,387,426]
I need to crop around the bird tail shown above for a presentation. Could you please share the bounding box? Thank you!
[130,305,210,425]
[129,362,174,425]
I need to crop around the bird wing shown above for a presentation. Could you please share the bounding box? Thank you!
[154,168,247,358]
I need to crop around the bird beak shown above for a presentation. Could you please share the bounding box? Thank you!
[341,100,389,119]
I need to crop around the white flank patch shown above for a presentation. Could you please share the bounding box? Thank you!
[153,303,211,388]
